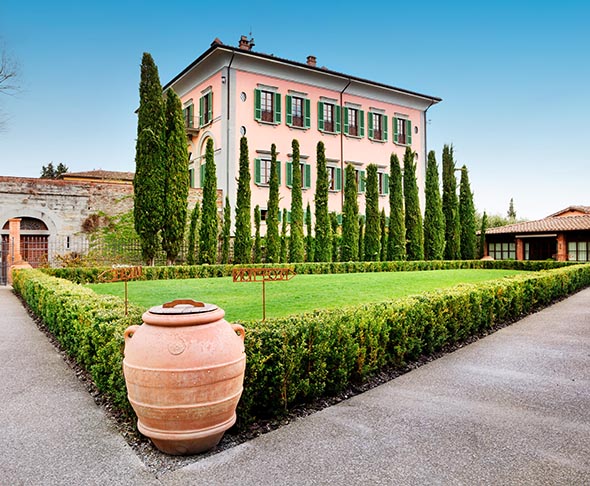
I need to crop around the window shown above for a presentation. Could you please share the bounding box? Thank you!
[328,166,342,191]
[286,161,311,189]
[254,158,281,186]
[568,241,589,261]
[199,162,206,189]
[318,102,341,133]
[378,172,389,195]
[254,89,281,124]
[394,117,412,145]
[199,92,213,126]
[368,112,388,141]
[286,95,310,128]
[488,242,516,260]
[355,169,366,193]
[183,104,195,128]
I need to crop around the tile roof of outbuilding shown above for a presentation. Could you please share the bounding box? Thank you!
[486,213,590,235]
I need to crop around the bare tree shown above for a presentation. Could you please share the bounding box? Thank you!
[0,43,20,130]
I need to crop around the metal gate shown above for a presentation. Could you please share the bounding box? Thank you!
[0,235,8,285]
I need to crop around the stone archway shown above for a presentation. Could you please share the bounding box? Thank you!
[1,217,50,268]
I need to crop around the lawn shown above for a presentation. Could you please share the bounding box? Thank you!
[88,269,528,322]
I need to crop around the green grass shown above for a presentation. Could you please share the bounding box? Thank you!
[88,269,528,322]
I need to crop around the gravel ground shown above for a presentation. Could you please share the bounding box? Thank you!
[20,294,550,476]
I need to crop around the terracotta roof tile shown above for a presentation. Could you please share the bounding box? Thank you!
[486,214,590,235]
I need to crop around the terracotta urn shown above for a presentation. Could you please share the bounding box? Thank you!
[123,299,246,455]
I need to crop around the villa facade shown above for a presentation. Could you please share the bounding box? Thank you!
[164,36,441,228]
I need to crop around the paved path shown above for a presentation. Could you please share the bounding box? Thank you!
[1,285,589,485]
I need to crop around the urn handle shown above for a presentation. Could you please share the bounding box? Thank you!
[232,324,246,342]
[124,325,140,342]
[162,299,205,308]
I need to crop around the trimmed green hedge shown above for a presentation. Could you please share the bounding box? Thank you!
[43,259,573,284]
[13,263,590,428]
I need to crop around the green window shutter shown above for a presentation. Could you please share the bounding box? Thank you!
[254,89,261,121]
[254,158,261,185]
[343,107,349,135]
[286,95,292,126]
[200,163,206,188]
[287,211,292,224]
[277,160,282,185]
[199,96,205,126]
[286,162,293,188]
[383,115,388,142]
[337,213,342,225]
[317,101,325,131]
[207,92,213,123]
[189,104,194,127]
[406,119,412,145]
[304,99,311,128]
[360,170,366,193]
[274,93,281,123]
[278,210,282,222]
[335,105,341,133]
[189,168,194,188]
[383,173,389,194]
[305,163,311,189]
[393,117,399,143]
[335,167,342,191]
[368,112,374,139]
[359,110,365,137]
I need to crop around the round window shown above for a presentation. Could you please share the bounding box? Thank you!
[240,126,247,136]
[240,92,247,102]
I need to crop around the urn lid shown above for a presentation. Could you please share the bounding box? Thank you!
[148,299,219,315]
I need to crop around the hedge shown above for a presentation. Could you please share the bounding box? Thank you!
[43,259,573,284]
[13,263,590,428]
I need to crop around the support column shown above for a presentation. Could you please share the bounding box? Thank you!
[516,238,524,261]
[556,233,567,262]
[7,218,32,284]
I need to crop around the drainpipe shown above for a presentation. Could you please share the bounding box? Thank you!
[339,78,352,211]
[225,52,236,195]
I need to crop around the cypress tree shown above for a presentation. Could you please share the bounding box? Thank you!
[253,205,262,263]
[314,141,331,262]
[221,196,231,264]
[161,89,189,265]
[341,164,359,262]
[186,203,200,265]
[289,139,305,262]
[364,164,380,261]
[459,165,477,259]
[507,198,517,222]
[280,208,288,263]
[479,211,488,258]
[358,216,365,261]
[234,136,252,264]
[265,143,280,263]
[380,209,387,261]
[423,150,445,260]
[387,153,406,261]
[198,138,218,264]
[305,203,314,262]
[403,147,424,260]
[330,212,340,262]
[134,52,166,265]
[442,144,460,259]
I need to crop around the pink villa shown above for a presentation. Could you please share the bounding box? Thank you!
[164,36,441,229]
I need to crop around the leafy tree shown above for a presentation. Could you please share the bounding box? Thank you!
[234,136,252,264]
[364,164,380,261]
[459,165,477,259]
[221,196,231,264]
[186,203,200,265]
[423,150,445,260]
[289,139,305,262]
[507,198,517,222]
[253,205,262,263]
[442,144,461,259]
[478,211,488,258]
[341,164,359,262]
[387,153,406,261]
[380,209,387,261]
[331,212,340,262]
[358,216,365,261]
[280,209,288,263]
[40,162,69,179]
[403,147,424,260]
[198,138,218,264]
[162,89,189,265]
[305,203,314,262]
[134,52,166,265]
[314,141,331,262]
[265,143,280,263]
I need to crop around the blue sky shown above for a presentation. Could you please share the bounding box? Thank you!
[1,0,588,220]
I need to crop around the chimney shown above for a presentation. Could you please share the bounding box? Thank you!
[306,55,317,67]
[239,35,255,51]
